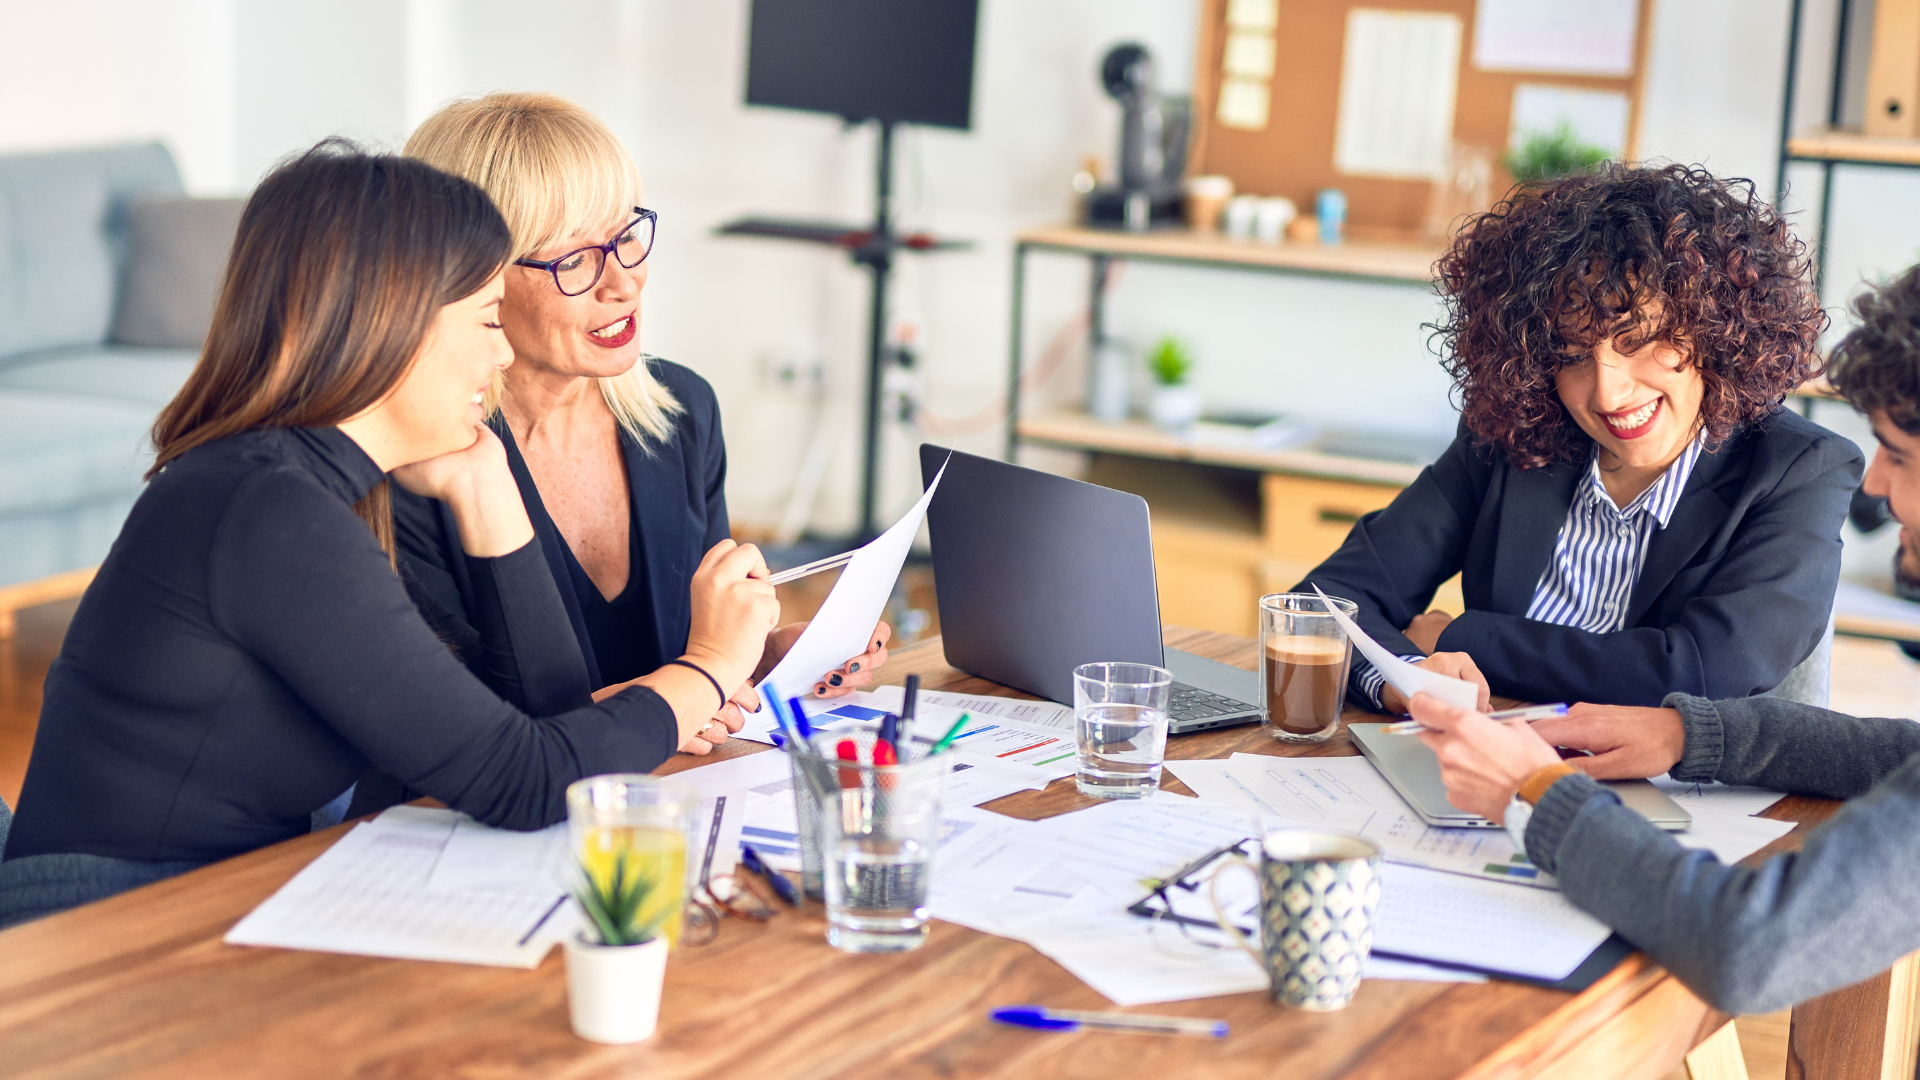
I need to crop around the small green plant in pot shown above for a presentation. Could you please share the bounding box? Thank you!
[565,850,677,1044]
[1146,336,1203,432]
[1503,122,1609,184]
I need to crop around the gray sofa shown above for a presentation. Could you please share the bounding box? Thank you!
[0,143,234,602]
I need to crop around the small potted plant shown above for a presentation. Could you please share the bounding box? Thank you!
[1146,336,1203,432]
[565,851,675,1044]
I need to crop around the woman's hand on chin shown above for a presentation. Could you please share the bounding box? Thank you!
[390,425,533,558]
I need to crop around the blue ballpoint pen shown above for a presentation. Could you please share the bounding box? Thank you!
[739,845,800,906]
[787,696,815,740]
[991,1006,1227,1039]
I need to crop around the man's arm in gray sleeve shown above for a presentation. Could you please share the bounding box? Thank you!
[1527,761,1920,1015]
[1663,693,1920,799]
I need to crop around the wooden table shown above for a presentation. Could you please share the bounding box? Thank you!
[0,628,1858,1079]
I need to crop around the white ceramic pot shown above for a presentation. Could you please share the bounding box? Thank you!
[1148,385,1204,432]
[565,932,668,1044]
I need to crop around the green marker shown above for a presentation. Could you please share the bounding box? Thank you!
[929,712,974,754]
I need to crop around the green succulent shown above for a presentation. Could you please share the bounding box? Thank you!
[574,852,675,947]
[1147,337,1193,387]
[1503,122,1610,184]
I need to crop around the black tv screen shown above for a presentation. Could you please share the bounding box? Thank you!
[745,0,980,130]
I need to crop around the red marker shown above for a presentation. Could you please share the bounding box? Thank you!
[835,739,864,831]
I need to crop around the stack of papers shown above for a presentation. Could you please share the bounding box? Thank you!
[930,796,1491,1005]
[1164,753,1793,890]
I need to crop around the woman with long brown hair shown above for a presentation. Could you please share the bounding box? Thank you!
[0,143,778,927]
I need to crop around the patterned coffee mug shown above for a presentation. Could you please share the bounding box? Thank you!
[1209,827,1382,1010]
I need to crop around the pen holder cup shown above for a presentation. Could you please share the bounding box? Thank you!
[1208,827,1381,1011]
[790,728,948,953]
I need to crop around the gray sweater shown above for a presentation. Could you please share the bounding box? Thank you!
[1526,693,1920,1015]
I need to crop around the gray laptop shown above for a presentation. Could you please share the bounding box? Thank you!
[918,445,1261,733]
[1349,723,1692,830]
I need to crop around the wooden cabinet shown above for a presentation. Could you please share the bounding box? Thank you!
[1070,435,1463,639]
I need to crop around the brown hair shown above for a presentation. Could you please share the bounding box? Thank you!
[1827,265,1920,433]
[151,140,510,558]
[1432,163,1825,469]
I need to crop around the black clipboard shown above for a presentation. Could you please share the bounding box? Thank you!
[1127,842,1630,994]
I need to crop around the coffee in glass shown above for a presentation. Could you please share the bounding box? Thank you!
[1259,593,1357,742]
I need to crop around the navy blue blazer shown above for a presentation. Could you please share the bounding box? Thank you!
[1295,408,1862,707]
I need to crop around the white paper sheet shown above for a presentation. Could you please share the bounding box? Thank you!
[753,458,947,722]
[1332,9,1462,180]
[1310,585,1480,710]
[1510,84,1630,156]
[1372,864,1610,981]
[1166,755,1545,888]
[226,808,573,968]
[1650,778,1787,820]
[1472,0,1639,77]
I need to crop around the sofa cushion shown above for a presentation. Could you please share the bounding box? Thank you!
[111,196,245,348]
[0,143,182,358]
[0,389,154,516]
[0,344,197,408]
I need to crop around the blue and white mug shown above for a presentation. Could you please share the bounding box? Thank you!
[1210,827,1382,1011]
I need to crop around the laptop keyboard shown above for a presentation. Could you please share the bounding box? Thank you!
[1167,682,1257,722]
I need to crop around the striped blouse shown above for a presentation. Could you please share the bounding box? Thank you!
[1355,432,1707,707]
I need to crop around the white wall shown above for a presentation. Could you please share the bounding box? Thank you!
[6,0,1914,565]
[0,0,236,192]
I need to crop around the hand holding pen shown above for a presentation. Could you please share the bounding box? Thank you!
[1385,702,1567,734]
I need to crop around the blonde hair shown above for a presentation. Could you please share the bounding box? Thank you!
[404,91,680,444]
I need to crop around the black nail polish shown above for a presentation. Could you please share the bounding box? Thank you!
[828,673,843,686]
[849,662,861,673]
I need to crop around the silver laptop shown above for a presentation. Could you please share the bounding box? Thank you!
[1349,723,1692,830]
[918,445,1262,734]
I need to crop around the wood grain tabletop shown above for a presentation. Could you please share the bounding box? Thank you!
[0,627,1839,1080]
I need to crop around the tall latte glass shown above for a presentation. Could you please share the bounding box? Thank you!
[1260,592,1356,743]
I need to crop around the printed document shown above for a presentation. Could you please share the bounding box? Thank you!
[751,459,946,725]
[1311,585,1479,709]
[226,807,573,968]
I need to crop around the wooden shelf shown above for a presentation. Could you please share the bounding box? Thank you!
[1786,128,1920,167]
[1017,410,1426,486]
[1791,375,1840,401]
[1014,226,1444,284]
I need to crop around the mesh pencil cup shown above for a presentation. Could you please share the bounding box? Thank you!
[789,726,948,953]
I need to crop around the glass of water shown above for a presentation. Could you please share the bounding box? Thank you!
[797,728,948,954]
[1073,662,1174,799]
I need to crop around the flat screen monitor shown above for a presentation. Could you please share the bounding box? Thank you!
[744,0,980,130]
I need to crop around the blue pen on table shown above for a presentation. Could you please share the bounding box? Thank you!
[1384,702,1569,734]
[739,844,800,907]
[991,1006,1227,1039]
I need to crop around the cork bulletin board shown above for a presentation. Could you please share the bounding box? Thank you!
[1187,0,1656,239]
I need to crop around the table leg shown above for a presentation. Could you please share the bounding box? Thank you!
[1685,1021,1750,1080]
[1787,951,1920,1080]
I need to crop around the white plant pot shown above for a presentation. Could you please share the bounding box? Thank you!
[565,932,668,1044]
[1148,385,1204,432]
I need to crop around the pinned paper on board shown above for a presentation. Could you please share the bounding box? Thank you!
[1472,0,1639,78]
[1332,9,1463,180]
[1309,585,1479,710]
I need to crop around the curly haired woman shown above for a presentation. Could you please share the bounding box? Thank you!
[1298,163,1861,711]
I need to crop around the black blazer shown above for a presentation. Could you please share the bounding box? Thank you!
[1296,408,1862,707]
[392,357,729,710]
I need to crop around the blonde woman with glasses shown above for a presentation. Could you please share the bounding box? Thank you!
[357,94,884,812]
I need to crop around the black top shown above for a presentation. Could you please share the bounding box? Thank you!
[393,358,729,705]
[1295,409,1863,707]
[7,427,679,865]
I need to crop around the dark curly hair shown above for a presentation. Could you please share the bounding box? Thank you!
[1827,265,1920,434]
[1432,163,1825,469]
